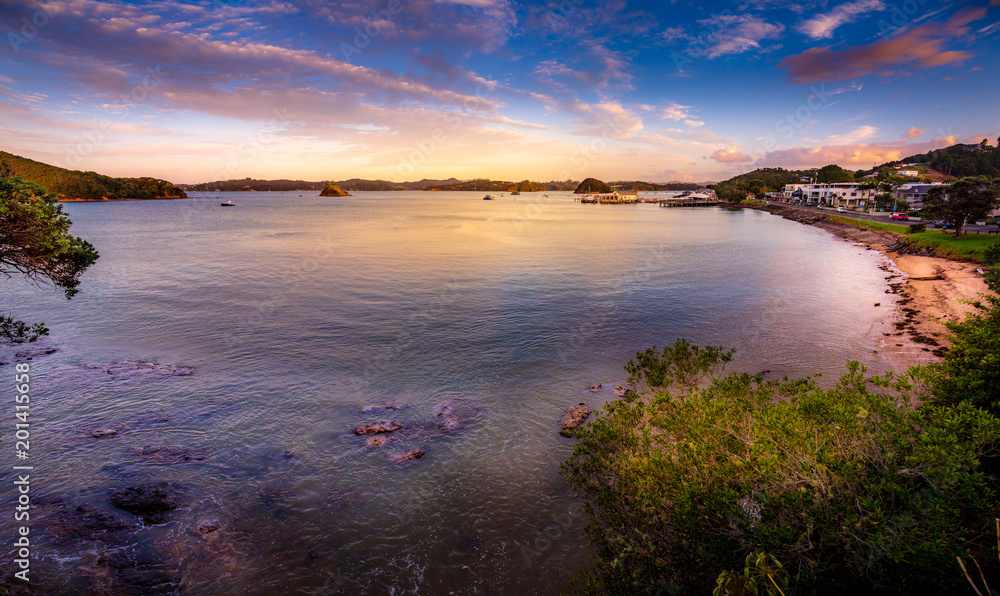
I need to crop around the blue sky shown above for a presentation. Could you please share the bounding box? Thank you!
[1,0,998,183]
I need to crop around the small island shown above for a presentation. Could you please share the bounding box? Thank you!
[319,183,350,196]
[574,178,611,194]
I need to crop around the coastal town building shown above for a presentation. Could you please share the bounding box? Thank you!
[892,182,947,209]
[781,183,868,207]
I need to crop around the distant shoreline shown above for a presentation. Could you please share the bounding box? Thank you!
[58,196,191,202]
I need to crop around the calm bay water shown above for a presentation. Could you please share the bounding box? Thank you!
[2,192,907,594]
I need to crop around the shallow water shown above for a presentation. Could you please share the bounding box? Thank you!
[1,192,907,594]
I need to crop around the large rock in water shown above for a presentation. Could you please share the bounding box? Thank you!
[319,183,350,196]
[353,421,402,435]
[109,483,183,523]
[560,403,592,437]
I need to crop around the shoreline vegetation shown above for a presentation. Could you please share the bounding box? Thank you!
[562,207,1000,595]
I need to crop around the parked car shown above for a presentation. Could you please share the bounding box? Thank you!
[891,213,909,221]
[836,207,847,213]
[933,221,956,229]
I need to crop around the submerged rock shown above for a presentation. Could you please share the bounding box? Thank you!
[90,428,119,439]
[366,436,388,448]
[197,519,223,534]
[361,401,407,413]
[127,445,206,464]
[41,501,138,544]
[11,347,59,362]
[109,483,184,523]
[353,421,402,435]
[588,384,603,392]
[393,448,425,462]
[561,403,592,437]
[433,399,479,434]
[82,360,194,378]
[613,384,627,397]
[89,542,182,595]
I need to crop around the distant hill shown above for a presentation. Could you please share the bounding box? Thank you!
[876,142,1000,179]
[709,167,810,202]
[0,151,187,201]
[609,180,705,191]
[427,179,559,192]
[184,178,327,192]
[184,177,468,192]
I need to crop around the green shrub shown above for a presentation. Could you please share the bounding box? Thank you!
[563,340,1000,595]
[908,223,927,234]
[927,248,1000,413]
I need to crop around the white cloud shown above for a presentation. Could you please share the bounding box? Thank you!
[699,15,784,59]
[797,0,886,40]
[661,102,694,120]
[827,125,878,145]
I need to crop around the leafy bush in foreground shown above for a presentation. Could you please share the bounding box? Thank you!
[927,243,1000,416]
[563,340,1000,595]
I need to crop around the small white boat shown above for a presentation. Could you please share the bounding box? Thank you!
[221,200,235,206]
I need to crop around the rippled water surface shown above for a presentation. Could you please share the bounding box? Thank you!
[2,192,907,594]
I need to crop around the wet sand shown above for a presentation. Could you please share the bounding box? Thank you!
[813,217,992,361]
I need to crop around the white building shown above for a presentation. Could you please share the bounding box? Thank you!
[897,170,920,177]
[893,182,948,209]
[782,183,868,207]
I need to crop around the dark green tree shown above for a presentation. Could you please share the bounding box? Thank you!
[924,176,1000,237]
[1,167,99,343]
[815,164,855,183]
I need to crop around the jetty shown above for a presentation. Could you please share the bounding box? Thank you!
[578,191,639,204]
[658,192,720,208]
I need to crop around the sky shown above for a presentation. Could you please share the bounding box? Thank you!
[1,0,999,184]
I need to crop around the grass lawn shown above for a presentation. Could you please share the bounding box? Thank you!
[907,231,1000,263]
[826,215,1000,262]
[827,215,910,234]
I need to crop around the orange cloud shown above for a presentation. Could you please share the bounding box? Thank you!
[758,136,974,170]
[780,8,985,83]
[903,126,925,139]
[710,146,753,163]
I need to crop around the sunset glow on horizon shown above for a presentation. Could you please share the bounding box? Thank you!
[1,0,999,184]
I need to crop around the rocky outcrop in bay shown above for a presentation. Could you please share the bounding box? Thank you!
[561,403,592,437]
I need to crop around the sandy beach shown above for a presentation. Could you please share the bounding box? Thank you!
[812,217,992,362]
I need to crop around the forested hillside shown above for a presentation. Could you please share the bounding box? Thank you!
[0,151,186,201]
